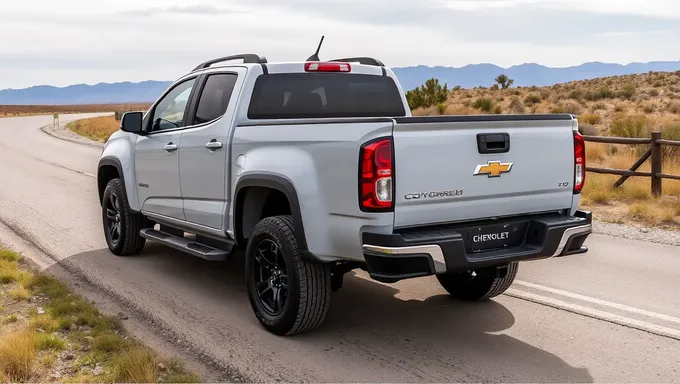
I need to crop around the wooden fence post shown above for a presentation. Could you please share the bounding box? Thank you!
[650,131,662,197]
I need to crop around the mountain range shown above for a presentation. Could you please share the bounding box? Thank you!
[2,60,680,105]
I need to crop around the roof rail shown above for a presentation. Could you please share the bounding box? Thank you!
[192,54,268,71]
[329,57,385,67]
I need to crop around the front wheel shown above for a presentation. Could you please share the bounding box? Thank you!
[245,215,331,336]
[102,178,147,256]
[436,262,519,301]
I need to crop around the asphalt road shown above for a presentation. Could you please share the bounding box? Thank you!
[1,114,679,382]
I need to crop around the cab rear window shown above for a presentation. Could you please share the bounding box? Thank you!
[247,73,406,119]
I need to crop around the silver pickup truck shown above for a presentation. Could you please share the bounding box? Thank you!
[97,52,592,336]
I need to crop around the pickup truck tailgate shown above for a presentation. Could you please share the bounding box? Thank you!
[392,116,576,228]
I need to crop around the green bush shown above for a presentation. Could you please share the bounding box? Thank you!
[405,78,449,110]
[610,115,648,138]
[472,98,495,113]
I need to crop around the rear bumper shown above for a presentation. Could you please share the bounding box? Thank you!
[361,210,592,283]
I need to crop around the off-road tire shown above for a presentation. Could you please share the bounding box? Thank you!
[245,215,331,336]
[436,262,519,301]
[102,178,146,256]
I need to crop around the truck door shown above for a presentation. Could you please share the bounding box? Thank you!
[179,68,245,229]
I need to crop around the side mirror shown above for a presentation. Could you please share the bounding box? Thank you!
[120,112,144,134]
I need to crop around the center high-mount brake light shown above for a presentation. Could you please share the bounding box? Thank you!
[304,62,351,72]
[359,138,393,211]
[573,130,586,194]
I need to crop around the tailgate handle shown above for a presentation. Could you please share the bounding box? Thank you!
[477,133,510,154]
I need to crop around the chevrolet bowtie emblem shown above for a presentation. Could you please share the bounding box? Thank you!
[474,161,513,177]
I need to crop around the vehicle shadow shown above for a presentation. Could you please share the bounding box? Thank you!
[52,244,593,383]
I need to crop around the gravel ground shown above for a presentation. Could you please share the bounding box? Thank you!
[592,220,679,247]
[40,116,678,248]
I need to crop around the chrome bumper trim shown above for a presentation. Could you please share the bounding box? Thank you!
[551,224,592,257]
[362,244,448,273]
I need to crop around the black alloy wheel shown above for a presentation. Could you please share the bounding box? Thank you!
[252,238,289,316]
[104,190,122,247]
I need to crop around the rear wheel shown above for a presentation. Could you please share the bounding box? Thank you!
[102,178,146,256]
[245,215,331,336]
[436,262,518,301]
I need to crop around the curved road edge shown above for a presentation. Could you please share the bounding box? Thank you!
[0,215,250,383]
[39,112,110,149]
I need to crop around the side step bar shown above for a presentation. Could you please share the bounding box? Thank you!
[140,228,233,261]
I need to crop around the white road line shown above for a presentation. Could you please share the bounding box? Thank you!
[506,288,680,341]
[515,280,680,325]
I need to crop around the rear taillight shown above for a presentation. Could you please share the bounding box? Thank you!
[359,138,393,211]
[304,62,351,72]
[573,131,586,194]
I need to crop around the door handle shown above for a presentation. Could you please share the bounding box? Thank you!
[164,142,178,153]
[205,139,223,150]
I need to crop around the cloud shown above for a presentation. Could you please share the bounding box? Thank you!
[120,5,244,16]
[230,0,680,45]
[2,0,680,89]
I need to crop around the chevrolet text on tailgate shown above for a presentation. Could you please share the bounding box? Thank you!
[97,43,592,336]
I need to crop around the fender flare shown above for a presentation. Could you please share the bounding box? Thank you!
[97,157,126,204]
[234,173,320,263]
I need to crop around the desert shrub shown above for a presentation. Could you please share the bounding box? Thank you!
[659,122,680,159]
[580,113,602,125]
[493,105,503,114]
[578,123,598,136]
[405,78,449,110]
[540,89,552,100]
[618,84,636,100]
[449,105,475,115]
[568,88,583,100]
[564,101,583,114]
[524,94,541,105]
[614,103,626,112]
[490,84,500,91]
[641,102,655,114]
[653,81,663,87]
[472,97,495,113]
[610,114,648,138]
[668,102,680,114]
[648,89,660,97]
[550,104,566,113]
[436,103,447,115]
[509,96,525,113]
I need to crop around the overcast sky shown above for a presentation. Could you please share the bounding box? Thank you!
[1,0,680,89]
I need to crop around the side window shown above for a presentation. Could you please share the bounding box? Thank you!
[193,73,238,125]
[150,78,196,132]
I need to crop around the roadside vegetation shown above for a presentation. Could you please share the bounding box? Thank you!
[407,71,680,229]
[0,246,199,383]
[0,103,151,118]
[66,116,121,142]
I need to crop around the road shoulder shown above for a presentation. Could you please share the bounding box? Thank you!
[0,220,241,383]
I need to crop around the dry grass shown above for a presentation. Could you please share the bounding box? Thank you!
[0,246,199,383]
[67,115,120,142]
[411,70,680,229]
[580,142,680,228]
[0,103,151,118]
[0,329,37,382]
